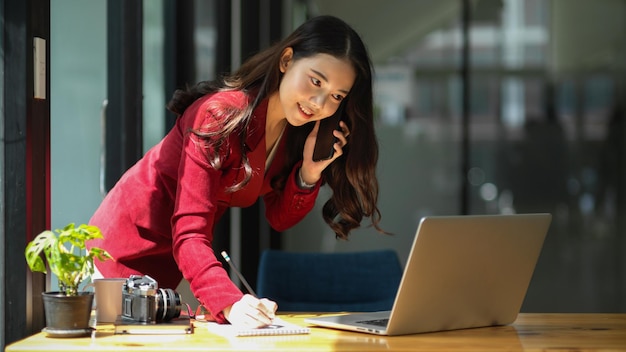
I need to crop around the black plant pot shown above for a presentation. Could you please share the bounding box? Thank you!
[42,291,94,337]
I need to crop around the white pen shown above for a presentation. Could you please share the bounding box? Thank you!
[221,251,257,296]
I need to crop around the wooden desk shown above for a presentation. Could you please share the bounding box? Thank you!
[5,313,626,351]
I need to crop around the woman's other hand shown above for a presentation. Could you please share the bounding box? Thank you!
[223,294,277,328]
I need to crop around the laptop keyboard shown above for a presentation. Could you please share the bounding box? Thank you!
[356,318,389,327]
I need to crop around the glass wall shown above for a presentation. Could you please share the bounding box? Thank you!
[285,0,625,312]
[143,0,166,151]
[51,0,169,232]
[50,0,107,230]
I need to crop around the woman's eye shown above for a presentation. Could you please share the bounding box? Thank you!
[310,77,321,86]
[332,94,344,102]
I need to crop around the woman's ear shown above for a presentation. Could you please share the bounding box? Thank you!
[279,47,294,73]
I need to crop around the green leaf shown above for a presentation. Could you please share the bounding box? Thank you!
[24,223,113,296]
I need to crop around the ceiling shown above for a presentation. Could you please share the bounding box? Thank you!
[309,0,626,73]
[309,0,462,63]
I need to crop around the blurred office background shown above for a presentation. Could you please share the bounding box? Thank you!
[2,0,625,347]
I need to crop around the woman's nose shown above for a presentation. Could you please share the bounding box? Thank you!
[310,94,326,109]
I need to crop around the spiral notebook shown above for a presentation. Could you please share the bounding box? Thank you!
[205,317,310,337]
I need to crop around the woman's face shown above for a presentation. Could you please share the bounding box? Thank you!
[278,48,356,126]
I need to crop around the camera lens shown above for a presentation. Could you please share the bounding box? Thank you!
[156,288,182,322]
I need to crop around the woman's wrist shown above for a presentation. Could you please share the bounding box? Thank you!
[222,304,233,323]
[297,168,317,190]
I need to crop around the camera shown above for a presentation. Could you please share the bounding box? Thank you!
[121,275,182,324]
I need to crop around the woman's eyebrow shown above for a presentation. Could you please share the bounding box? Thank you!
[311,68,350,95]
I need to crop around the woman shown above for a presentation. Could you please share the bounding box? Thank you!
[88,15,384,327]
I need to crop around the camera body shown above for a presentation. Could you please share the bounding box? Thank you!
[121,275,182,324]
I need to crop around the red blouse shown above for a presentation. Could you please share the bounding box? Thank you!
[88,90,320,323]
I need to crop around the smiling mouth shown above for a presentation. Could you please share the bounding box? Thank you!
[298,103,314,117]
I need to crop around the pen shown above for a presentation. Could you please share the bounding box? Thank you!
[221,251,257,296]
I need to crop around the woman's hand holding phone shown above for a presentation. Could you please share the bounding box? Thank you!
[301,118,350,186]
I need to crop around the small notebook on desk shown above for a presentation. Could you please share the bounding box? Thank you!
[205,317,310,337]
[114,316,193,335]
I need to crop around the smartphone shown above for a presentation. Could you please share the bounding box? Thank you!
[312,102,345,162]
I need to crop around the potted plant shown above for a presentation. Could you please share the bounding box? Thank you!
[25,223,113,337]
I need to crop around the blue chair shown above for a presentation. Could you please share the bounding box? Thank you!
[256,249,403,312]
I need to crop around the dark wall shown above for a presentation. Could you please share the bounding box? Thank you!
[2,0,50,347]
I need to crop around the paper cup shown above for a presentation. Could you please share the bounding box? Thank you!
[86,278,126,323]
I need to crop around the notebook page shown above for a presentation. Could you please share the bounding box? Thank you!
[205,317,310,337]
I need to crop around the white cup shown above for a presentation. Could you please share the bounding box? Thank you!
[86,278,126,323]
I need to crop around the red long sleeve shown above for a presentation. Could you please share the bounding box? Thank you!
[88,90,321,323]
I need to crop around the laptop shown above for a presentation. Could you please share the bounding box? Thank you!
[304,213,551,336]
